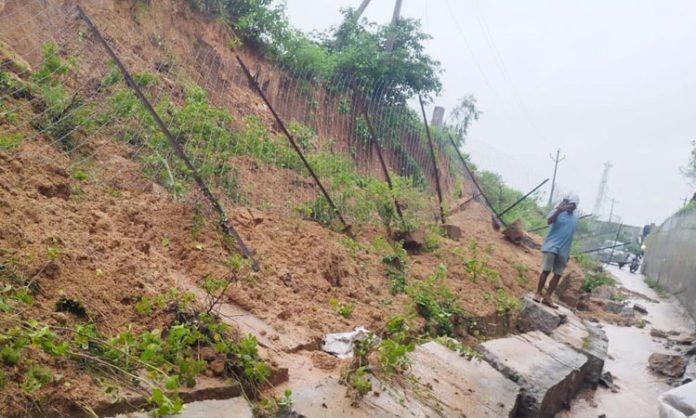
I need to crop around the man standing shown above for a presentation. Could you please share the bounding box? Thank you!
[534,194,579,308]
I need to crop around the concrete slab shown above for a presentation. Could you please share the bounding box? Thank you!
[408,341,520,417]
[291,376,433,418]
[551,313,609,386]
[115,396,252,418]
[480,331,588,417]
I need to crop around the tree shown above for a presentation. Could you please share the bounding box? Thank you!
[325,10,442,104]
[449,95,481,146]
[681,140,696,187]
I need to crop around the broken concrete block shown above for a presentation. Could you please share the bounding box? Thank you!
[517,295,567,335]
[409,342,520,417]
[479,331,588,417]
[551,315,609,387]
[442,224,462,241]
[649,353,688,378]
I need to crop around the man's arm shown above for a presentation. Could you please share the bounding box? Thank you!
[547,203,571,225]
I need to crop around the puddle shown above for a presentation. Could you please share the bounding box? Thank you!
[561,266,695,418]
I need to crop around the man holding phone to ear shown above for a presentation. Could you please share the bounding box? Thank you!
[534,193,580,308]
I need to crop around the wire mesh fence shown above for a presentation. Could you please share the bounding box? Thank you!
[1,1,485,262]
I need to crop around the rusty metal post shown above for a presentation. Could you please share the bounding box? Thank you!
[236,55,351,234]
[353,86,404,222]
[77,6,260,271]
[447,133,506,227]
[498,178,549,218]
[418,94,446,225]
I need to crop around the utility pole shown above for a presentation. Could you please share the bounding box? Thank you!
[547,149,566,208]
[607,198,617,224]
[384,0,403,52]
[352,0,372,22]
[593,161,613,217]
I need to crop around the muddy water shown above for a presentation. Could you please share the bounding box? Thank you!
[561,266,695,418]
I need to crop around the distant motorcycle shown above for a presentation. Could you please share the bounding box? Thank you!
[629,257,640,273]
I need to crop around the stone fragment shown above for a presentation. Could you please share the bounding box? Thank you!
[633,303,648,314]
[517,295,567,334]
[651,329,668,338]
[503,220,526,245]
[591,285,615,300]
[649,353,687,378]
[442,224,462,241]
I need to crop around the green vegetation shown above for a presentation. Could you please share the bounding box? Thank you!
[0,258,270,416]
[645,277,669,299]
[382,243,408,294]
[460,240,498,284]
[330,298,355,319]
[406,265,463,337]
[477,170,547,230]
[435,336,481,361]
[581,269,617,292]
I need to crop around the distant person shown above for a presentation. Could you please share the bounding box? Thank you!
[533,194,579,309]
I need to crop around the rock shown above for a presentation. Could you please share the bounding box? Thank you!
[603,300,624,314]
[517,295,567,334]
[503,220,526,245]
[479,331,588,417]
[401,227,426,251]
[198,347,217,362]
[551,315,609,387]
[651,329,668,338]
[209,359,226,377]
[668,330,681,336]
[668,336,696,345]
[619,306,635,319]
[591,285,615,300]
[442,224,462,241]
[633,304,648,314]
[649,353,687,378]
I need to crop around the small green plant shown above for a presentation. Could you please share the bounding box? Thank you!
[581,270,616,292]
[406,264,462,336]
[21,365,52,395]
[134,296,153,315]
[330,298,355,318]
[46,246,60,261]
[435,336,481,361]
[160,236,171,247]
[0,132,22,151]
[71,169,88,181]
[383,243,408,295]
[347,366,372,402]
[491,289,522,315]
[515,264,529,286]
[462,240,498,283]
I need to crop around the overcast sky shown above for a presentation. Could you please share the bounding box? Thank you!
[285,0,696,226]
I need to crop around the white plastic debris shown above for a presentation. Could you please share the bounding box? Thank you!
[659,380,696,418]
[321,326,371,359]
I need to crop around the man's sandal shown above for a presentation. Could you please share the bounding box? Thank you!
[542,299,559,309]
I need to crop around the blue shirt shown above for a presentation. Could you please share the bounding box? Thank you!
[541,211,578,260]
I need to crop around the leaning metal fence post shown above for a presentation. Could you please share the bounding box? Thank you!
[497,178,549,218]
[353,85,405,223]
[418,94,446,225]
[76,6,260,271]
[236,55,351,234]
[447,133,506,227]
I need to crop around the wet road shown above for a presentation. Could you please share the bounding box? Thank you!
[560,265,695,418]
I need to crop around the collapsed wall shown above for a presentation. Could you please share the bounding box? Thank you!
[643,207,696,319]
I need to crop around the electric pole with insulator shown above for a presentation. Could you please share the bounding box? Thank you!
[547,149,566,208]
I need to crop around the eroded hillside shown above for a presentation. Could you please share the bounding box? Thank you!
[0,1,586,416]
